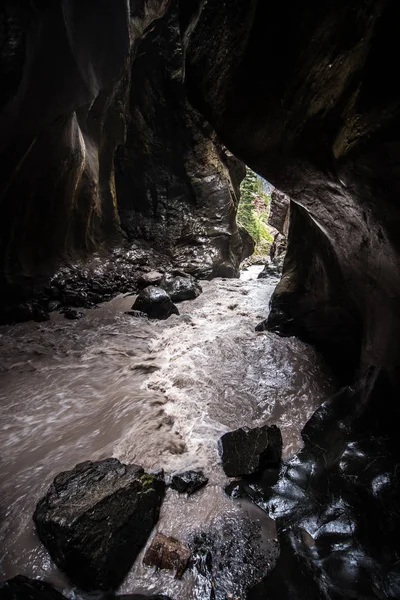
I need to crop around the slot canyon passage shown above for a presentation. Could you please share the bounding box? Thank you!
[0,0,400,598]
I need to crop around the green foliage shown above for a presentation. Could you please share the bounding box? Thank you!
[237,168,273,254]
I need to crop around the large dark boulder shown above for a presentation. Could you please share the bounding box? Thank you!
[33,459,166,592]
[159,272,202,302]
[218,425,282,478]
[132,286,179,320]
[0,576,66,600]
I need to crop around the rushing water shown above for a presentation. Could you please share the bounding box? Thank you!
[0,266,333,598]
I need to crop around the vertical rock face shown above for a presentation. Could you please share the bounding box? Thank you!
[177,2,400,598]
[269,190,290,237]
[0,1,133,293]
[0,0,246,315]
[116,5,245,278]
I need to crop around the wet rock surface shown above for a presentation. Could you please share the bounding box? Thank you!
[143,533,191,578]
[0,576,66,600]
[62,308,84,320]
[246,379,400,599]
[132,287,179,320]
[33,459,166,592]
[159,273,202,303]
[138,271,164,289]
[170,470,209,495]
[190,512,279,600]
[218,425,282,477]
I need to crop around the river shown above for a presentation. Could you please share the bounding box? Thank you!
[0,265,333,598]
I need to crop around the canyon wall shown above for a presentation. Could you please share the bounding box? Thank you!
[0,0,245,317]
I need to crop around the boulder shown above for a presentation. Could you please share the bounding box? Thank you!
[63,308,84,320]
[138,271,164,289]
[125,310,148,319]
[132,287,179,320]
[159,273,202,302]
[120,594,172,600]
[33,458,165,592]
[143,532,191,578]
[218,425,282,478]
[170,470,209,495]
[0,576,66,600]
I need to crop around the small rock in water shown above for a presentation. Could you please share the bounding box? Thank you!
[63,307,84,320]
[143,533,191,578]
[48,300,61,312]
[33,458,165,591]
[159,272,202,302]
[0,575,66,599]
[170,470,209,495]
[138,271,164,289]
[125,309,148,319]
[218,425,282,477]
[132,286,179,320]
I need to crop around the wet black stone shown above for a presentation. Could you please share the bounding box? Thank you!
[63,308,84,320]
[61,289,87,307]
[125,310,148,318]
[0,576,66,600]
[159,273,202,302]
[33,307,50,322]
[33,458,166,592]
[218,425,282,478]
[132,286,179,320]
[119,594,172,600]
[48,300,61,312]
[170,470,209,495]
[190,513,278,600]
[137,271,164,289]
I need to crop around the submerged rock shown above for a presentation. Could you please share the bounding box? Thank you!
[143,532,191,578]
[0,576,66,600]
[125,309,148,319]
[170,470,209,495]
[33,458,165,592]
[138,271,164,289]
[120,594,172,600]
[132,286,179,320]
[159,273,202,302]
[218,425,282,477]
[63,308,84,320]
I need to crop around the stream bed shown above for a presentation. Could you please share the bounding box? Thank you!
[0,266,333,598]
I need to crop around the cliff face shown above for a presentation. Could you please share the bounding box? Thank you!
[115,6,245,278]
[178,2,400,598]
[0,1,133,293]
[1,1,400,597]
[0,0,245,315]
[181,0,400,384]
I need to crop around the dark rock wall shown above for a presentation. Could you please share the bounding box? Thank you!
[116,5,245,278]
[181,0,400,385]
[0,0,246,310]
[268,190,289,237]
[177,2,400,598]
[0,0,135,298]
